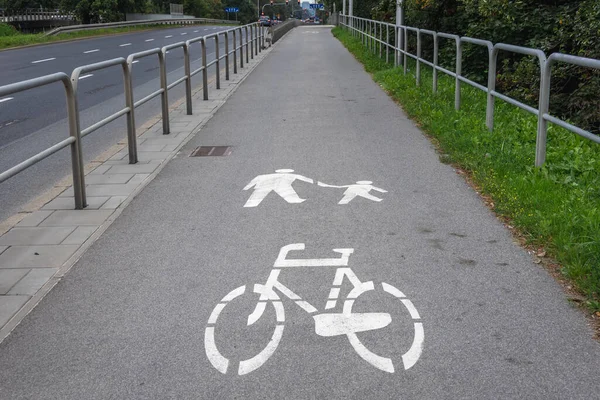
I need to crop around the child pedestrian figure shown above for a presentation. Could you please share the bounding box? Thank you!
[318,180,387,204]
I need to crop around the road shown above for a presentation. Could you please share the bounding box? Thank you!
[0,24,249,222]
[0,26,599,398]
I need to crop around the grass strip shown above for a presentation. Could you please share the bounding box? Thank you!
[0,22,238,51]
[332,26,600,312]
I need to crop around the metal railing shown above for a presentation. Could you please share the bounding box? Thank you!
[340,15,600,167]
[0,22,267,209]
[0,8,75,22]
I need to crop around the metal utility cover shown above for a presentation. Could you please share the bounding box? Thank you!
[190,146,232,157]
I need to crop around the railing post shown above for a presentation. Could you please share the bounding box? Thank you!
[456,40,462,110]
[65,78,87,209]
[159,50,170,134]
[224,31,230,80]
[233,30,238,73]
[536,58,550,167]
[122,61,138,163]
[486,47,498,132]
[432,32,438,93]
[255,24,259,55]
[201,37,208,100]
[386,25,389,64]
[416,29,421,86]
[239,28,244,69]
[379,22,382,58]
[250,25,254,59]
[403,27,408,74]
[215,35,220,90]
[245,26,249,64]
[183,43,192,115]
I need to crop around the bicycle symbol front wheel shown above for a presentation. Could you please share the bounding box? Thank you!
[204,284,285,375]
[344,281,424,373]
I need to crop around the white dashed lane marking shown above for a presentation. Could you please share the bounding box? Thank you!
[132,60,139,64]
[193,30,199,32]
[0,97,14,103]
[84,49,99,54]
[119,43,132,47]
[78,74,94,80]
[165,35,173,38]
[181,32,187,35]
[145,39,154,42]
[31,58,55,64]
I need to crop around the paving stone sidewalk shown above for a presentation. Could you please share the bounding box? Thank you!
[0,43,272,338]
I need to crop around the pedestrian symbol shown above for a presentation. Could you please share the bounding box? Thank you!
[242,169,388,207]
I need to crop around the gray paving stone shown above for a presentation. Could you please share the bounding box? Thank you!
[40,210,113,226]
[16,211,54,227]
[162,144,180,152]
[42,196,109,210]
[86,173,135,185]
[0,269,29,294]
[103,159,151,165]
[108,151,128,161]
[0,245,79,269]
[0,295,29,327]
[7,268,58,296]
[137,144,166,152]
[127,174,150,186]
[85,184,139,197]
[0,227,76,246]
[100,196,128,210]
[89,164,111,175]
[141,137,185,146]
[61,226,99,245]
[137,152,171,162]
[105,163,160,174]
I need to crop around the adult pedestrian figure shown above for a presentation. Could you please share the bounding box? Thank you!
[243,169,314,207]
[318,180,387,204]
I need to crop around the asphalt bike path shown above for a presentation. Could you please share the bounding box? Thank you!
[0,26,599,399]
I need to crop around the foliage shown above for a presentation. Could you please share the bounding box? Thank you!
[2,0,258,24]
[334,0,600,135]
[0,23,19,37]
[332,26,600,311]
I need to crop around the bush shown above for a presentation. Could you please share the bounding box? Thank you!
[0,23,18,37]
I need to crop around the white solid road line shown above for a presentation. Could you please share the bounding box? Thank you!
[119,43,132,47]
[145,39,154,42]
[78,74,94,80]
[84,49,99,54]
[0,97,14,103]
[31,57,56,64]
[165,35,173,38]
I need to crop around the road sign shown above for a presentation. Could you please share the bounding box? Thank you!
[309,3,324,9]
[225,7,239,12]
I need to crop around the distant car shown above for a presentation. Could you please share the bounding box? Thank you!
[259,16,271,26]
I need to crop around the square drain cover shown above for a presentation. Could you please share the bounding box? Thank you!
[190,146,232,157]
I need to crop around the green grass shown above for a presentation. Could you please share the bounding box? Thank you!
[332,27,600,311]
[0,22,237,50]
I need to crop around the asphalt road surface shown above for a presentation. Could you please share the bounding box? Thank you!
[0,24,248,222]
[0,26,599,399]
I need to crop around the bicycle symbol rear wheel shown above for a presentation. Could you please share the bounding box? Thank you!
[204,284,285,375]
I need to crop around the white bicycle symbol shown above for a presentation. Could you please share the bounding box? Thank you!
[204,243,424,375]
